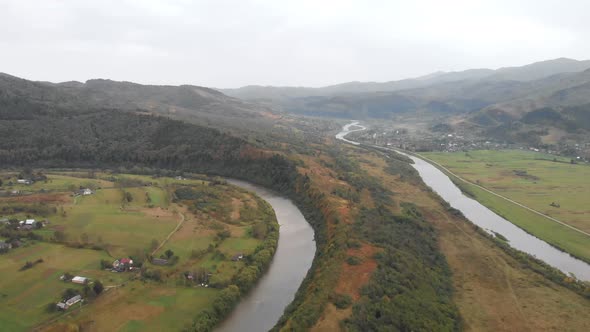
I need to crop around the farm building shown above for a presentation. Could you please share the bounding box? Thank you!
[71,276,88,284]
[66,295,82,306]
[16,179,33,185]
[57,295,83,310]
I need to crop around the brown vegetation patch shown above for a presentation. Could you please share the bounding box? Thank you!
[140,207,175,219]
[297,154,346,195]
[230,197,242,222]
[0,193,71,204]
[310,303,352,332]
[432,207,590,332]
[168,218,213,241]
[334,243,380,300]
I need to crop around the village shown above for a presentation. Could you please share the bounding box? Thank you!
[0,170,273,330]
[348,123,590,162]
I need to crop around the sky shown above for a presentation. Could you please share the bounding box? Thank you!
[0,0,589,88]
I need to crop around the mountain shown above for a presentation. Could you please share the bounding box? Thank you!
[220,58,590,146]
[487,58,590,81]
[0,73,278,131]
[220,58,590,101]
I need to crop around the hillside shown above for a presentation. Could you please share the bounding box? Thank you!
[219,59,590,146]
[0,73,278,131]
[221,58,590,101]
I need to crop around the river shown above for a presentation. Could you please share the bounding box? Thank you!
[336,122,590,281]
[215,179,316,332]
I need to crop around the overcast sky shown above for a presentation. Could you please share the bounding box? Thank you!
[1,0,589,88]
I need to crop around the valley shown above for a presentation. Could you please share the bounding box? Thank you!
[0,171,279,331]
[1,57,590,332]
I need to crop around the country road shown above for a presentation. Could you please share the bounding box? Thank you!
[151,211,186,256]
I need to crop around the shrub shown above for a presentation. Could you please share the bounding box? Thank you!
[346,256,362,265]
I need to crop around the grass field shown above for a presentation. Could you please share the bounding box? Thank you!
[343,148,590,331]
[43,282,219,332]
[0,242,120,331]
[0,171,277,331]
[51,188,179,258]
[422,150,590,262]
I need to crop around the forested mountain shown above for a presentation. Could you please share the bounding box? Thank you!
[0,72,279,131]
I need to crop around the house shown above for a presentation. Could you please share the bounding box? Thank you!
[71,276,88,284]
[16,179,33,185]
[151,258,168,265]
[112,257,134,271]
[80,188,93,196]
[25,219,36,226]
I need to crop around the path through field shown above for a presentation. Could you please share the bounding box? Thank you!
[151,211,186,256]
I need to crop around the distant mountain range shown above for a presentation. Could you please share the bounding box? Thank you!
[220,58,590,145]
[221,58,590,99]
[2,57,590,147]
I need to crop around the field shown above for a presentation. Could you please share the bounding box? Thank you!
[351,148,590,331]
[304,144,590,331]
[422,150,590,262]
[0,243,119,331]
[0,171,277,331]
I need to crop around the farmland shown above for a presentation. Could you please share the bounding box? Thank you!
[342,147,590,331]
[422,150,590,262]
[0,171,278,331]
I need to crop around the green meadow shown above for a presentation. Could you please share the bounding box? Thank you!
[0,171,277,331]
[423,150,590,262]
[52,188,179,258]
[0,242,119,331]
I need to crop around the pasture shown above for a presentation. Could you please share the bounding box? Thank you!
[0,171,277,331]
[422,150,590,262]
[0,242,118,331]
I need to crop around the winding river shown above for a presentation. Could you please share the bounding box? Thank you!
[336,122,590,281]
[215,180,315,332]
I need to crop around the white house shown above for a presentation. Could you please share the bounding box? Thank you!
[25,219,36,226]
[81,188,93,195]
[71,276,88,284]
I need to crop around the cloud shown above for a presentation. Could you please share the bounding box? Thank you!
[0,0,588,87]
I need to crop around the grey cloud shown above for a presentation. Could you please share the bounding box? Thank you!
[0,0,588,88]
